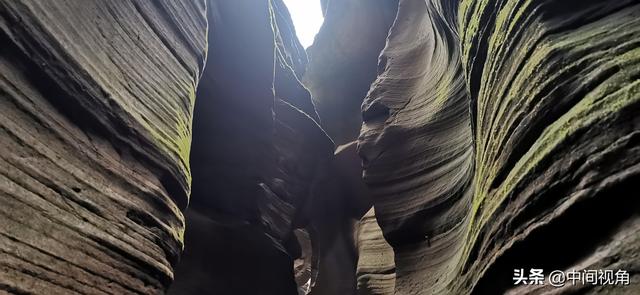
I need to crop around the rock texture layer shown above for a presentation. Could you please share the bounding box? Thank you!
[359,0,640,294]
[460,1,640,293]
[169,0,333,294]
[302,2,399,293]
[356,208,395,295]
[2,0,638,294]
[359,0,474,294]
[0,0,207,293]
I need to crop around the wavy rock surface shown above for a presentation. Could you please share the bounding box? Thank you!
[302,1,399,293]
[356,208,395,295]
[0,0,207,293]
[359,1,474,294]
[1,0,332,294]
[359,0,639,294]
[2,0,638,294]
[169,0,333,294]
[459,0,640,293]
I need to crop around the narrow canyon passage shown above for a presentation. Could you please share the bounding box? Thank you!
[169,1,397,293]
[0,0,638,295]
[170,0,640,294]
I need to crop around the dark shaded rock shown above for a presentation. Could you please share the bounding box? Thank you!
[170,0,333,294]
[0,0,207,293]
[301,1,399,293]
[167,210,299,295]
[306,141,373,295]
[304,0,398,145]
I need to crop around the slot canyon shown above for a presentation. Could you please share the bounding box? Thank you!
[0,0,638,294]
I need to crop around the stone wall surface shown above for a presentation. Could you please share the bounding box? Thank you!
[1,0,638,294]
[170,0,332,294]
[359,0,640,293]
[0,0,207,293]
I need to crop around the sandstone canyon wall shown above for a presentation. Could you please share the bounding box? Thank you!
[302,1,399,294]
[1,0,638,294]
[169,0,332,294]
[1,0,206,293]
[359,0,639,294]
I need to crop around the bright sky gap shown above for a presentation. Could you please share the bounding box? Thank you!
[283,0,324,48]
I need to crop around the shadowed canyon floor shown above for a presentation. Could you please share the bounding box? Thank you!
[0,0,638,294]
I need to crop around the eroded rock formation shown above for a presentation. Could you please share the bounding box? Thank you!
[169,0,332,294]
[356,208,396,295]
[359,0,640,294]
[302,1,399,293]
[306,141,372,295]
[0,0,206,293]
[1,0,638,294]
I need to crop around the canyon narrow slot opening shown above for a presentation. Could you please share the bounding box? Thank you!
[283,0,324,48]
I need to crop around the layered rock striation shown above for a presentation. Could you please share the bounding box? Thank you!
[359,0,640,294]
[302,1,399,294]
[1,0,638,294]
[0,0,207,293]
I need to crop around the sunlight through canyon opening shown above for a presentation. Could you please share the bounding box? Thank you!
[283,0,324,48]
